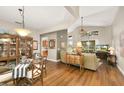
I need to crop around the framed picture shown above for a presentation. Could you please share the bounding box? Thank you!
[49,39,55,49]
[33,40,38,50]
[61,42,65,48]
[42,40,48,47]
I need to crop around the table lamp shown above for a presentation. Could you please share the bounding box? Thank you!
[76,41,82,55]
[108,47,115,55]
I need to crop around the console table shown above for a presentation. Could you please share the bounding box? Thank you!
[66,54,84,71]
[107,54,116,66]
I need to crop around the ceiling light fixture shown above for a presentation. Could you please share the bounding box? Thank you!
[80,17,87,36]
[80,17,99,37]
[81,17,85,32]
[15,6,30,37]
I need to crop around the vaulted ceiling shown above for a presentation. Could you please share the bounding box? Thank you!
[0,6,75,31]
[0,6,119,33]
[68,6,119,32]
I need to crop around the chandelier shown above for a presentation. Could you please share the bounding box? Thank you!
[80,17,87,35]
[15,6,30,37]
[80,16,99,36]
[81,17,85,32]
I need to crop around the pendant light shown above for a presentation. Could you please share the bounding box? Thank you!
[15,6,30,37]
[81,17,85,32]
[80,17,99,36]
[80,17,87,36]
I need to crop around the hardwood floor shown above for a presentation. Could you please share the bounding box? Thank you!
[34,61,124,86]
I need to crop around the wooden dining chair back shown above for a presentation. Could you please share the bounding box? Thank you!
[13,58,43,86]
[42,56,47,76]
[29,58,43,85]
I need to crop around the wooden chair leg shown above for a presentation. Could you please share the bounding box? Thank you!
[41,77,43,86]
[44,67,47,77]
[41,71,43,85]
[13,79,16,85]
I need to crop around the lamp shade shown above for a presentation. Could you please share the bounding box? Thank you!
[108,47,115,55]
[108,47,115,51]
[15,28,30,37]
[77,41,82,47]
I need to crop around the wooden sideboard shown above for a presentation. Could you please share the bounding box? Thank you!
[66,54,84,71]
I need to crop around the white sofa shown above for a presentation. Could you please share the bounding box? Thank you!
[0,72,12,83]
[83,53,100,71]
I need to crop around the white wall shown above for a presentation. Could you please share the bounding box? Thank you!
[40,22,72,35]
[112,7,124,74]
[40,32,57,62]
[68,26,112,47]
[0,20,19,34]
[30,31,41,53]
[47,33,57,61]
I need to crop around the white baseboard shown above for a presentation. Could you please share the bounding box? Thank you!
[117,64,124,76]
[47,59,60,62]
